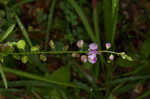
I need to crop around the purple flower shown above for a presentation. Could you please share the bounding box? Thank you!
[88,43,98,51]
[88,54,97,64]
[88,50,98,55]
[88,43,99,64]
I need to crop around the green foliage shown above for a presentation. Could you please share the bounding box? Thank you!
[0,0,149,98]
[48,66,70,83]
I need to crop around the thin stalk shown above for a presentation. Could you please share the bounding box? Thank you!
[0,50,122,55]
[67,0,96,42]
[45,0,56,50]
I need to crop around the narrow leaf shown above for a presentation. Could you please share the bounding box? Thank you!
[0,24,15,42]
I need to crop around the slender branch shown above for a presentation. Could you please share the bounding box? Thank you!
[0,50,122,55]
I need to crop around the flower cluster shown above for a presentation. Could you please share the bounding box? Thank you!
[88,43,98,64]
[75,40,133,64]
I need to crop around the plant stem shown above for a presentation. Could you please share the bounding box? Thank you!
[1,50,122,55]
[93,1,102,79]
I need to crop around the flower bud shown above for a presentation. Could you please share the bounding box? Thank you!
[17,40,26,50]
[88,43,98,50]
[49,40,55,49]
[21,56,28,64]
[76,40,84,48]
[105,43,111,49]
[81,55,87,63]
[109,54,114,61]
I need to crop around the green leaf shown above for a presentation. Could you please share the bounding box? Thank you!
[0,24,15,42]
[49,66,70,83]
[49,88,61,99]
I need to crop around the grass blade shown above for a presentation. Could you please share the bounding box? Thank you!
[45,0,57,50]
[103,0,112,42]
[93,1,101,46]
[2,66,80,89]
[0,63,8,88]
[111,0,119,45]
[0,80,55,87]
[12,0,35,8]
[67,0,96,42]
[110,76,150,85]
[0,24,15,42]
[103,0,119,44]
[15,14,32,47]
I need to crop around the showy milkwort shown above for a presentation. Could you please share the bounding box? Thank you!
[88,43,98,64]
